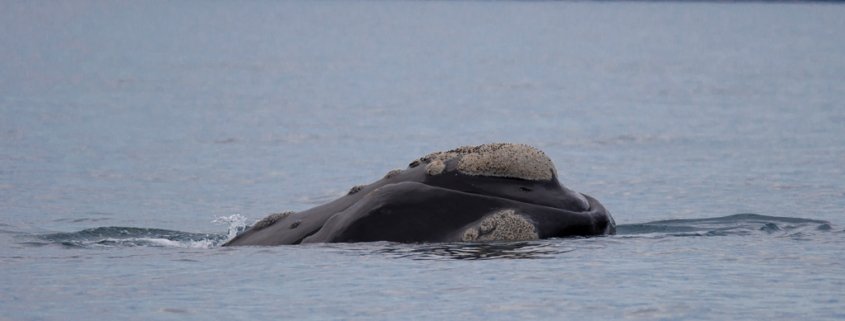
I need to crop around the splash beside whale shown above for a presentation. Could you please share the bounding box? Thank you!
[223,143,615,246]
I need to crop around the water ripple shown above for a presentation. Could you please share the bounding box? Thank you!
[26,214,835,251]
[36,227,228,249]
[615,213,831,239]
[371,241,572,260]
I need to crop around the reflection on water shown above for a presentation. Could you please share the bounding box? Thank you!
[37,227,228,248]
[615,213,832,239]
[28,214,836,253]
[373,241,573,260]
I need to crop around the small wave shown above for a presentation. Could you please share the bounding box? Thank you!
[29,214,252,249]
[32,213,834,250]
[615,213,832,238]
[211,214,250,242]
[36,214,253,249]
[39,227,229,249]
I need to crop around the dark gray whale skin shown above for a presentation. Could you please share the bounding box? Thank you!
[223,149,615,246]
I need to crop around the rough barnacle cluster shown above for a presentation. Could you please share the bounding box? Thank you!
[384,169,402,179]
[347,185,366,195]
[424,159,446,176]
[461,209,539,241]
[252,211,295,231]
[416,143,556,181]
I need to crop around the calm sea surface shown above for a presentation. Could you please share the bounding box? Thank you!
[1,1,844,320]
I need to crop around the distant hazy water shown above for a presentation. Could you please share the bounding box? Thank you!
[1,1,844,320]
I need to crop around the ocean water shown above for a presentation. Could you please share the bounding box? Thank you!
[1,1,844,320]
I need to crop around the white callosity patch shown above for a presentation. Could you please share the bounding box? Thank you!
[421,150,461,164]
[461,209,539,242]
[425,159,446,176]
[417,143,556,181]
[252,211,295,231]
[457,143,555,181]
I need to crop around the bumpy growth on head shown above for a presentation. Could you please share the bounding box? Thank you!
[461,209,539,241]
[252,211,295,231]
[347,185,366,195]
[425,159,446,176]
[384,169,402,179]
[418,143,556,181]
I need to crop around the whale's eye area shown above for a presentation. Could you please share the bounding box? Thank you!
[519,187,532,192]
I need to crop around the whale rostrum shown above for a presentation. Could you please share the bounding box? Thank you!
[223,143,615,246]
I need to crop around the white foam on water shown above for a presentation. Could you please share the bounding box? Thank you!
[212,214,250,244]
[88,237,219,249]
[141,237,219,248]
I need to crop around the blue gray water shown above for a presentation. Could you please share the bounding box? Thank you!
[2,1,844,320]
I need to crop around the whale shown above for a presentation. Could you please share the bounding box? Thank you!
[223,143,615,246]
